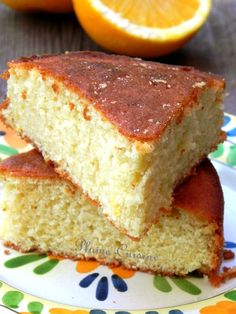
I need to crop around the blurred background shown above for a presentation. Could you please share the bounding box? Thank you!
[0,0,235,114]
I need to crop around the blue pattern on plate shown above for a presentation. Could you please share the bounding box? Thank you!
[79,273,99,288]
[79,271,129,301]
[111,274,128,292]
[224,241,236,248]
[96,276,108,301]
[90,310,106,314]
[227,128,236,137]
[224,115,231,126]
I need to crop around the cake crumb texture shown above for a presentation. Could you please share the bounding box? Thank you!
[1,51,225,238]
[0,151,224,277]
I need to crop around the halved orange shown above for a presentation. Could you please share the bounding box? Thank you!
[73,0,212,57]
[2,0,73,13]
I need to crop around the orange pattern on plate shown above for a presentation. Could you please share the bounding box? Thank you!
[48,254,64,261]
[200,301,236,314]
[0,121,27,149]
[49,309,88,314]
[109,265,135,279]
[76,260,136,278]
[76,260,100,273]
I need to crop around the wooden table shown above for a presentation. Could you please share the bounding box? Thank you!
[0,0,235,115]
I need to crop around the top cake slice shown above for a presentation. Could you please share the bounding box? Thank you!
[0,51,225,239]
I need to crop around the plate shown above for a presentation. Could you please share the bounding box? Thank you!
[0,113,236,314]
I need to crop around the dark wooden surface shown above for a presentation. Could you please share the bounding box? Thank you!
[0,0,235,114]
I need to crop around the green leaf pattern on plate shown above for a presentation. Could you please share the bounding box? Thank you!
[33,259,60,275]
[4,254,47,268]
[28,301,44,314]
[153,276,201,295]
[224,290,236,301]
[153,276,172,293]
[170,278,201,295]
[2,291,24,308]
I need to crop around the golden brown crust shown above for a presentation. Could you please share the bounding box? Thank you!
[223,249,235,260]
[0,99,10,111]
[173,159,224,224]
[210,224,224,278]
[209,267,236,287]
[8,51,225,141]
[0,149,58,180]
[0,69,9,80]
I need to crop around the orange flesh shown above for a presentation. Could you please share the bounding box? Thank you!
[101,0,200,28]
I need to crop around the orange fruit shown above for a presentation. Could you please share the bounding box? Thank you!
[2,0,73,13]
[73,0,212,57]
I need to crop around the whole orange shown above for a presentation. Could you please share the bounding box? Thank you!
[73,0,212,57]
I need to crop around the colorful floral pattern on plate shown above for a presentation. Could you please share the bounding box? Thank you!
[0,113,236,314]
[76,261,135,301]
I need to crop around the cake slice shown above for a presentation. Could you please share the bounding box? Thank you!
[0,150,224,277]
[0,51,225,239]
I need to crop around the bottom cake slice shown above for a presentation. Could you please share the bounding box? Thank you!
[0,150,224,277]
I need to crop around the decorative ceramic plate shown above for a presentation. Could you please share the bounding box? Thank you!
[0,113,236,314]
